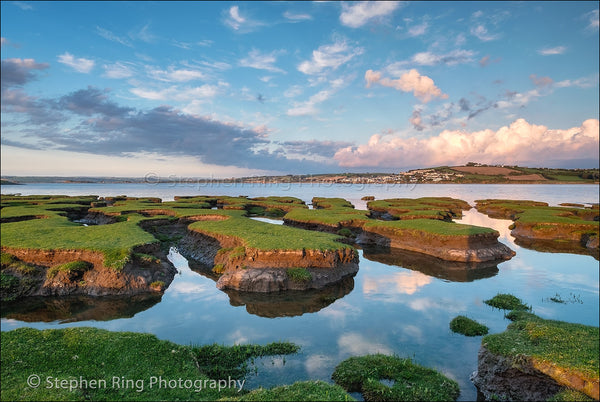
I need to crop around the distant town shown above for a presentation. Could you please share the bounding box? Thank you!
[1,163,599,186]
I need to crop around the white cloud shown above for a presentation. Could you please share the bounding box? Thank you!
[408,21,429,37]
[57,52,95,73]
[363,271,432,297]
[470,24,499,41]
[537,46,567,56]
[130,84,219,101]
[284,85,303,98]
[172,40,192,50]
[334,118,600,168]
[0,37,6,47]
[298,39,363,75]
[283,11,312,21]
[338,333,393,355]
[239,49,285,73]
[411,49,476,66]
[585,9,599,31]
[554,74,599,89]
[131,23,156,43]
[12,1,33,10]
[340,1,402,28]
[103,62,134,79]
[224,5,263,32]
[96,26,132,47]
[286,89,332,116]
[147,66,206,82]
[365,69,448,103]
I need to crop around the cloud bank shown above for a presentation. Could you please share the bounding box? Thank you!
[1,63,342,174]
[334,118,599,168]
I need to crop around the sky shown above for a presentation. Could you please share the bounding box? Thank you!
[1,1,599,178]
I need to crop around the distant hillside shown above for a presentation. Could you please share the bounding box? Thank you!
[0,179,23,186]
[416,164,600,183]
[237,164,599,184]
[1,165,598,185]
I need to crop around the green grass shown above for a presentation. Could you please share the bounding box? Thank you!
[212,264,226,274]
[482,313,599,381]
[230,380,355,401]
[193,342,300,380]
[449,315,489,336]
[362,218,496,236]
[332,354,460,401]
[286,267,312,283]
[484,293,531,311]
[1,197,158,270]
[133,253,161,265]
[475,199,599,228]
[1,252,38,275]
[189,212,352,252]
[1,327,300,401]
[312,197,355,209]
[284,207,369,226]
[46,261,92,279]
[548,389,595,401]
[0,272,20,297]
[285,197,496,237]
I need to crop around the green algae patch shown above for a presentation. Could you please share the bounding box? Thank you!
[1,196,158,270]
[475,199,598,225]
[484,293,531,311]
[229,380,355,401]
[332,354,460,401]
[287,267,312,283]
[362,218,496,236]
[284,207,369,227]
[188,212,352,253]
[475,199,599,256]
[1,327,300,401]
[449,315,489,336]
[194,342,299,380]
[482,312,599,399]
[286,197,495,237]
[367,197,471,220]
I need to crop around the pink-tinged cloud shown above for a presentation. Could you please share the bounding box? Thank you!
[334,118,600,168]
[365,69,448,103]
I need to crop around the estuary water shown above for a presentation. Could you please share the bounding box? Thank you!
[1,183,599,401]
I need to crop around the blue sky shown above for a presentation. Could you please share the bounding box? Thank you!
[1,1,598,177]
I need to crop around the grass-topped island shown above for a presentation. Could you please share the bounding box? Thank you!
[475,199,599,258]
[284,197,515,263]
[1,195,359,296]
[1,194,519,297]
[1,195,177,301]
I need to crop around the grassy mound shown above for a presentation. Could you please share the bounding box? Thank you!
[1,195,158,269]
[449,315,489,336]
[1,327,299,401]
[1,195,353,271]
[474,199,599,252]
[367,197,471,220]
[285,197,496,237]
[332,354,460,401]
[230,380,355,401]
[484,293,531,311]
[483,312,599,399]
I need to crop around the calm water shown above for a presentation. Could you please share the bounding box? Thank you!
[2,183,599,401]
